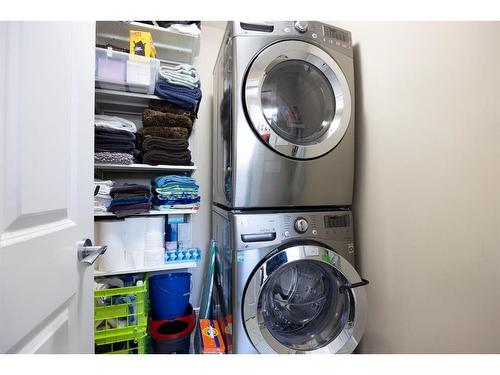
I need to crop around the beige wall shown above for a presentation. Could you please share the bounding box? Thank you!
[199,22,500,352]
[334,22,500,353]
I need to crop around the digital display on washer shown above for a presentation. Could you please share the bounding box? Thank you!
[323,25,349,43]
[324,215,350,228]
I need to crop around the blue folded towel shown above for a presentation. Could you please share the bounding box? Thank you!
[109,196,151,206]
[154,79,202,115]
[153,196,200,206]
[154,175,198,188]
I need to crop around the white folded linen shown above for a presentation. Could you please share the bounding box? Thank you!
[158,64,200,89]
[95,115,137,133]
[166,23,201,37]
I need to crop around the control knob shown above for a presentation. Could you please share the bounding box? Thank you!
[294,218,309,233]
[294,21,309,33]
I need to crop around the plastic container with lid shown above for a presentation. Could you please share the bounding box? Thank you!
[95,47,160,94]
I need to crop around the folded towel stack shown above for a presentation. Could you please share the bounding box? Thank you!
[94,180,114,213]
[141,137,192,166]
[94,115,138,165]
[138,99,194,166]
[151,175,200,211]
[154,63,202,116]
[109,184,151,217]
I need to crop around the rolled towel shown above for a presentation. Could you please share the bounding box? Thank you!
[142,149,192,166]
[142,108,193,130]
[154,79,202,114]
[138,126,189,140]
[142,137,189,153]
[149,100,195,121]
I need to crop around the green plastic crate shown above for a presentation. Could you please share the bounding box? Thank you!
[94,279,148,350]
[95,335,147,354]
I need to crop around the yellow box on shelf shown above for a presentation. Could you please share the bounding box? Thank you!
[129,30,156,58]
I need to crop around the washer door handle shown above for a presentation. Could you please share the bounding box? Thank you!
[340,278,369,292]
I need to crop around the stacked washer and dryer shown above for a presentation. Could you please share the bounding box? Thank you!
[212,21,368,354]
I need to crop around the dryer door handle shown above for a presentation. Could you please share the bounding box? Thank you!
[339,278,369,292]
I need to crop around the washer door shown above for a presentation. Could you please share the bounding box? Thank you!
[243,244,367,354]
[244,40,352,159]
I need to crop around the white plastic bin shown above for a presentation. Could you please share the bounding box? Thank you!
[94,220,126,272]
[144,248,165,267]
[95,47,160,94]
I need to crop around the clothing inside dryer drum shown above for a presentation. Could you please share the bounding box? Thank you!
[261,60,336,145]
[259,260,350,351]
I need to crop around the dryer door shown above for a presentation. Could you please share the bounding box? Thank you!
[244,40,352,159]
[243,244,367,354]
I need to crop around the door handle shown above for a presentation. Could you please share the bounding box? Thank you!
[339,278,369,292]
[78,238,107,265]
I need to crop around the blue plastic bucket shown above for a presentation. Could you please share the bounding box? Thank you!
[150,272,191,320]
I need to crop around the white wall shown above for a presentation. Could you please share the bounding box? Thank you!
[334,21,500,353]
[190,24,225,307]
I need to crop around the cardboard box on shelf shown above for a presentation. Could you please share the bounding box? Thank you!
[129,30,156,58]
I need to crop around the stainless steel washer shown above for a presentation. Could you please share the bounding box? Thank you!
[212,206,368,354]
[213,21,356,209]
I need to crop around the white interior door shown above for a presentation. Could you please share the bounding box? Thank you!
[0,22,95,353]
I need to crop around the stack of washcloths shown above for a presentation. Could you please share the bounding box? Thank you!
[139,100,195,166]
[94,179,114,213]
[109,183,151,217]
[94,115,138,165]
[154,64,202,116]
[151,175,200,211]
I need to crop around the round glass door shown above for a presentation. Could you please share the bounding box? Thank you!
[261,60,336,145]
[259,260,349,351]
[245,40,352,159]
[243,244,368,354]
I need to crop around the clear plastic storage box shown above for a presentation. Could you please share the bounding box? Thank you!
[95,47,160,95]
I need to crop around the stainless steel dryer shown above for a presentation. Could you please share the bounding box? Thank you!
[212,206,368,354]
[213,21,355,209]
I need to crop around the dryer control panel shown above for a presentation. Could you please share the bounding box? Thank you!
[280,21,352,50]
[234,21,352,51]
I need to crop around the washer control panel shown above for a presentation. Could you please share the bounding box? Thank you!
[283,212,351,238]
[235,210,353,249]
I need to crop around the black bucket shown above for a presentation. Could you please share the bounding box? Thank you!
[149,304,195,354]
